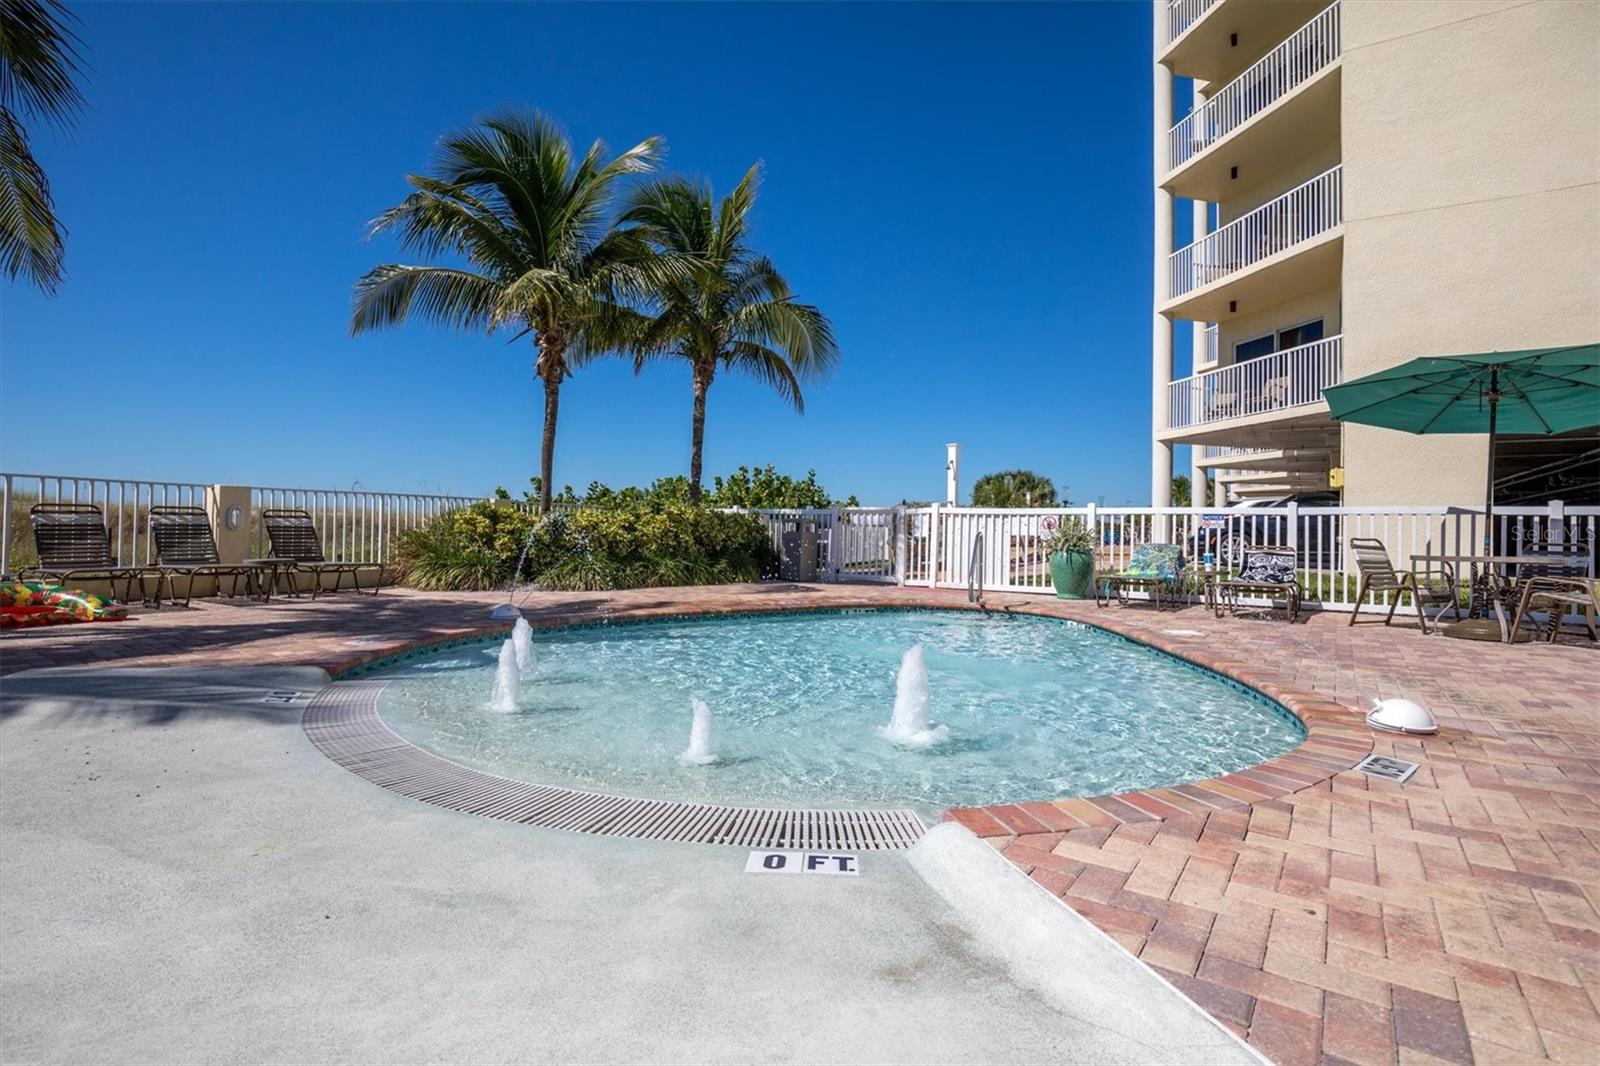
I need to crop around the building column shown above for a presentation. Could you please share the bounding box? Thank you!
[1188,196,1209,507]
[1150,25,1174,509]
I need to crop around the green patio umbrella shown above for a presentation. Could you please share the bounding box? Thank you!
[1323,342,1600,546]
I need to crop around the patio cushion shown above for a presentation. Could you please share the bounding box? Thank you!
[1119,543,1183,580]
[1239,550,1296,585]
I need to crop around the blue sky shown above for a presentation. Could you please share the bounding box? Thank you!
[2,1,1197,505]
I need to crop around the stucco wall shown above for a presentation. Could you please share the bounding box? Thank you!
[1215,284,1342,370]
[1339,0,1600,506]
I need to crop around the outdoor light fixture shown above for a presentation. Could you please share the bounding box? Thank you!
[1229,300,1238,313]
[1366,697,1438,735]
[225,505,244,530]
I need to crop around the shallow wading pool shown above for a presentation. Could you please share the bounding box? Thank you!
[365,609,1305,817]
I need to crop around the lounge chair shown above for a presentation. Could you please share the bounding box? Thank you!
[261,508,374,599]
[1095,543,1185,611]
[1215,547,1301,622]
[1347,537,1458,634]
[148,506,260,607]
[20,502,159,603]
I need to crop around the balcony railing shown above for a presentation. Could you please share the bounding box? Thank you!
[1168,165,1341,300]
[1168,3,1340,171]
[1161,0,1220,51]
[1167,334,1342,431]
[1202,444,1273,461]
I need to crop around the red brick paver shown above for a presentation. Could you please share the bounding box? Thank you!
[3,583,1597,1065]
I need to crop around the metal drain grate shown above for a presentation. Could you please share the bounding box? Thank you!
[1353,753,1420,783]
[303,681,926,849]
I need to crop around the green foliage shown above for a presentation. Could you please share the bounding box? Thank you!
[971,469,1059,508]
[709,465,857,509]
[392,500,776,592]
[1172,475,1191,507]
[1042,518,1096,556]
[0,0,86,293]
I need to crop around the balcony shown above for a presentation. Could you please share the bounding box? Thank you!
[1163,165,1342,321]
[1161,334,1342,440]
[1159,0,1329,84]
[1166,2,1340,198]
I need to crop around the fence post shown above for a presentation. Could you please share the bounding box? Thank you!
[1,473,10,578]
[1548,499,1566,548]
[894,506,908,585]
[829,507,842,580]
[929,503,942,588]
[207,485,252,566]
[1287,501,1300,552]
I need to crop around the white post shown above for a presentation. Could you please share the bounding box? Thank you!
[1548,499,1566,549]
[1151,23,1175,522]
[928,503,942,588]
[945,443,960,506]
[894,506,908,585]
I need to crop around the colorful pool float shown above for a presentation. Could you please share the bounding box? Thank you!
[0,581,130,627]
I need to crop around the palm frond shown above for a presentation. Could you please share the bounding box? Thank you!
[0,108,59,290]
[350,263,502,335]
[724,340,806,413]
[0,0,84,127]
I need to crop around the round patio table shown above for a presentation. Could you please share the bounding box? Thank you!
[1411,553,1541,643]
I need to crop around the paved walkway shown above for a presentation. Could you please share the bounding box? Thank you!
[3,583,1597,1065]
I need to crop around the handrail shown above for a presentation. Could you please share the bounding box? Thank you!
[1162,0,1220,51]
[1168,166,1342,300]
[967,529,984,604]
[1169,2,1340,171]
[1167,334,1343,430]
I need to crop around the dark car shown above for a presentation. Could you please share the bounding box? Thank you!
[1188,491,1342,571]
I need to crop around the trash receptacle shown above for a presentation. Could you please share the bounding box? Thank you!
[779,520,819,582]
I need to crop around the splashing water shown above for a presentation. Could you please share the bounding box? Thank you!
[879,644,949,748]
[489,639,520,713]
[511,617,535,679]
[679,697,717,765]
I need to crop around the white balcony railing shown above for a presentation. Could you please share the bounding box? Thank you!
[1202,444,1273,461]
[1161,0,1220,50]
[1168,165,1341,300]
[1169,2,1340,171]
[1167,334,1342,431]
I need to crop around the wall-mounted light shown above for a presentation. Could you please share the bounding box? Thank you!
[1230,33,1238,47]
[225,505,244,530]
[1228,300,1237,314]
[1230,166,1238,180]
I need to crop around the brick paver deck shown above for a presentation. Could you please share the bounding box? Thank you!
[3,583,1596,1065]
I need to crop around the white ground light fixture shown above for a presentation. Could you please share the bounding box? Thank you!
[1366,697,1438,735]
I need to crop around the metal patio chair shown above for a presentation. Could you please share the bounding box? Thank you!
[148,506,260,607]
[21,502,160,603]
[1347,537,1459,634]
[261,509,375,599]
[1215,547,1302,623]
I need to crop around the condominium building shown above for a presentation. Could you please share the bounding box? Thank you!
[1150,0,1600,508]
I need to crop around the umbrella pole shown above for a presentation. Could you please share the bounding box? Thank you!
[1484,366,1499,552]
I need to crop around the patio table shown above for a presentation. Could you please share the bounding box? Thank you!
[243,558,299,602]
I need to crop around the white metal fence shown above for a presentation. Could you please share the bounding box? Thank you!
[1168,334,1343,430]
[1169,165,1342,299]
[750,502,1598,617]
[1169,1,1340,169]
[1,471,482,575]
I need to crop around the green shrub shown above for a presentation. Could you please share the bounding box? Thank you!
[393,500,777,592]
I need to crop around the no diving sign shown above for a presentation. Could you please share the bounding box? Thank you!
[745,850,859,876]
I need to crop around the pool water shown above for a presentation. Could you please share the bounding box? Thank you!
[371,610,1304,815]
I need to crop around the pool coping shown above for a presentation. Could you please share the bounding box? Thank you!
[305,598,1373,843]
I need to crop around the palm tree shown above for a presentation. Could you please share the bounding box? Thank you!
[971,470,1060,508]
[351,108,664,513]
[0,0,85,294]
[621,164,837,504]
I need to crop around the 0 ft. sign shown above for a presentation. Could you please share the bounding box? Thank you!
[744,850,859,876]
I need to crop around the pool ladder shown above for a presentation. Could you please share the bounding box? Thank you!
[968,530,984,604]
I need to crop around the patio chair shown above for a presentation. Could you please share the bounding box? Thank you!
[1095,543,1185,611]
[1347,537,1459,634]
[1510,576,1599,643]
[261,509,375,599]
[20,502,160,603]
[147,506,259,608]
[1215,547,1302,623]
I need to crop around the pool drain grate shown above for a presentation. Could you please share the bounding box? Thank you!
[303,681,926,850]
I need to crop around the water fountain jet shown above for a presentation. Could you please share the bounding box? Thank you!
[679,697,717,765]
[511,617,535,679]
[489,639,520,713]
[878,644,949,748]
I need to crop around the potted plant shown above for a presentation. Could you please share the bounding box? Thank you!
[1044,518,1097,600]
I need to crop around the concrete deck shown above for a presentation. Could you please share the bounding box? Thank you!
[2,583,1597,1065]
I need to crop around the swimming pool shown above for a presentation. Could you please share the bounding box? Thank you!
[370,609,1305,816]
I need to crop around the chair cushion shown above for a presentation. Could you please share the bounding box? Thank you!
[1121,543,1183,580]
[1238,550,1296,585]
